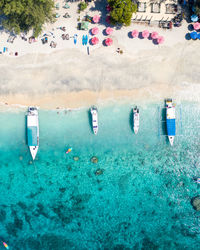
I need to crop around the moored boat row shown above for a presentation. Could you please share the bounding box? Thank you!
[26,100,176,160]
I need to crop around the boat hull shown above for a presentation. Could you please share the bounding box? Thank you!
[166,99,175,146]
[27,107,39,160]
[90,107,98,135]
[133,108,139,134]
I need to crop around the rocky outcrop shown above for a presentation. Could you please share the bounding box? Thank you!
[191,196,200,211]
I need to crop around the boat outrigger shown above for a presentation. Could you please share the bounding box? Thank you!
[90,106,98,135]
[133,106,139,134]
[166,99,176,146]
[27,107,39,160]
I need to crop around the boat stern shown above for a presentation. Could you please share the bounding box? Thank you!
[30,146,38,160]
[168,136,174,146]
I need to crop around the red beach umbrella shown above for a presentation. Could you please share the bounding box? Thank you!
[193,22,200,30]
[132,30,139,38]
[106,5,112,11]
[142,30,149,38]
[105,38,113,46]
[151,31,158,39]
[91,27,99,35]
[91,37,99,45]
[93,15,100,23]
[157,36,164,44]
[106,16,111,24]
[106,27,113,35]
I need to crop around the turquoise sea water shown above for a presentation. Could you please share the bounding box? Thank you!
[0,103,200,249]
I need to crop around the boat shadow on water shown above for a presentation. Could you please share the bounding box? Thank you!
[87,110,93,134]
[160,106,169,144]
[25,115,28,144]
[129,110,134,133]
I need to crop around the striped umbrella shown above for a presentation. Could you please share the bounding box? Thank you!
[106,27,113,35]
[151,31,159,39]
[105,38,113,46]
[193,22,200,30]
[132,30,139,38]
[91,37,99,45]
[91,27,99,35]
[157,36,164,44]
[142,30,150,38]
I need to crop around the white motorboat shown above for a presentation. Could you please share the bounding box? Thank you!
[90,106,98,135]
[166,99,176,146]
[133,106,139,134]
[27,107,39,160]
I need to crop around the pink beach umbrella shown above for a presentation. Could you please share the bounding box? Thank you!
[105,38,113,46]
[106,16,111,24]
[91,27,99,35]
[93,15,100,23]
[151,31,158,39]
[142,30,150,38]
[91,37,99,45]
[132,29,139,38]
[193,22,200,30]
[106,27,113,35]
[157,36,164,44]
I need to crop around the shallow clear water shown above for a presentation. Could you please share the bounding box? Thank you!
[0,103,200,249]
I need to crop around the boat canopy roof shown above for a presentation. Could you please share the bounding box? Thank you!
[167,107,175,119]
[166,119,175,136]
[27,126,38,146]
[27,115,37,126]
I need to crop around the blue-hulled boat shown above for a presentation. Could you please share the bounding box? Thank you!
[27,107,39,160]
[166,99,175,146]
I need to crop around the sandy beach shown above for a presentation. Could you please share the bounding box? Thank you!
[0,1,200,109]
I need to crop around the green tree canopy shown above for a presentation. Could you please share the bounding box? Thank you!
[108,0,137,26]
[0,0,55,37]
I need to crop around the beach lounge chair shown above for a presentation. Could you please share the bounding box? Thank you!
[63,3,70,9]
[50,41,57,48]
[85,15,92,23]
[80,21,89,30]
[63,12,71,18]
[7,35,16,43]
[3,47,8,53]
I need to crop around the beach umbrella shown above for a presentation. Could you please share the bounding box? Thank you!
[198,33,200,40]
[131,30,139,38]
[157,36,164,44]
[190,31,198,39]
[93,15,100,23]
[91,37,99,45]
[142,30,150,38]
[105,38,113,46]
[106,27,113,35]
[191,14,198,22]
[91,27,99,35]
[193,22,200,30]
[106,16,111,23]
[151,31,159,39]
[106,5,112,11]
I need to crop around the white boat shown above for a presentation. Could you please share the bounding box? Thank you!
[166,99,176,146]
[90,106,98,135]
[133,106,139,134]
[27,107,39,160]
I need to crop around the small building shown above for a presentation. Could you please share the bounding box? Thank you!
[132,0,182,26]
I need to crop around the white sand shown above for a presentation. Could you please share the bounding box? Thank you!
[0,1,199,108]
